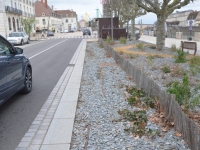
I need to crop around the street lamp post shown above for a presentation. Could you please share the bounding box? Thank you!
[111,0,113,41]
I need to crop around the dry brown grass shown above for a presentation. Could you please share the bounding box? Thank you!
[170,65,185,77]
[114,44,173,58]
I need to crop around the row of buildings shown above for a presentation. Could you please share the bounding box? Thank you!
[166,10,200,27]
[0,0,78,38]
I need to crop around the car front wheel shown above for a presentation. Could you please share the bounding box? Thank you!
[27,38,29,44]
[21,67,32,94]
[21,40,24,45]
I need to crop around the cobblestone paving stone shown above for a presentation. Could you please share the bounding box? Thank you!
[70,41,190,150]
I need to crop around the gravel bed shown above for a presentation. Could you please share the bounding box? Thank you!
[70,41,190,150]
[114,40,200,111]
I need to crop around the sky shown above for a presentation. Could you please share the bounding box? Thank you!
[47,0,200,24]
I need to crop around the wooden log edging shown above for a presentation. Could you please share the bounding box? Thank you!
[99,39,200,150]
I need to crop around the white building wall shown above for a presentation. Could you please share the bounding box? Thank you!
[0,0,35,38]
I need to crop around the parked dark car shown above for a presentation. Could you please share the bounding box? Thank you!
[0,35,32,106]
[83,29,91,36]
[47,31,54,36]
[68,30,74,33]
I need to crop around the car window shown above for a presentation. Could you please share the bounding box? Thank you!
[0,38,13,56]
[9,33,22,37]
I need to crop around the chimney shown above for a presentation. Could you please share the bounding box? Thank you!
[44,0,48,8]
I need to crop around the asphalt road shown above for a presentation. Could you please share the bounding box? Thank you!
[0,38,82,150]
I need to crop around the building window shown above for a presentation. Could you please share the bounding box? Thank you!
[71,19,73,22]
[15,2,17,8]
[71,14,73,17]
[8,18,11,30]
[11,0,13,7]
[42,13,45,16]
[66,19,68,23]
[66,14,68,17]
[20,4,21,10]
[17,19,19,30]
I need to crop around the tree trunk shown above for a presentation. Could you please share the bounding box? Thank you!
[131,17,135,40]
[156,15,166,51]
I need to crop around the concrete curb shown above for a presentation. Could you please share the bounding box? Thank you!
[16,39,87,150]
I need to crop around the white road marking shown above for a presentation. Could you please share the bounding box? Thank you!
[29,39,68,60]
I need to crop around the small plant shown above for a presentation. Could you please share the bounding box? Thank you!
[167,75,200,111]
[147,54,154,65]
[136,43,144,51]
[99,42,104,48]
[106,36,111,43]
[149,45,156,49]
[119,37,127,44]
[162,65,171,73]
[118,109,147,137]
[128,53,138,59]
[174,50,188,63]
[126,86,154,109]
[170,44,177,52]
[189,56,200,76]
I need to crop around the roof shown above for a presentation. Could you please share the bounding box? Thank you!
[187,11,200,20]
[196,12,200,21]
[54,10,77,18]
[35,1,52,17]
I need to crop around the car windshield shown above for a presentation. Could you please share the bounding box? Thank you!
[84,29,89,32]
[9,33,22,37]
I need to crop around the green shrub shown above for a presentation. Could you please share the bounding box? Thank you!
[170,44,177,52]
[119,37,127,44]
[136,43,144,51]
[118,109,147,137]
[147,54,154,65]
[174,50,188,63]
[162,65,171,73]
[149,45,156,49]
[189,56,200,76]
[167,75,200,111]
[106,36,111,43]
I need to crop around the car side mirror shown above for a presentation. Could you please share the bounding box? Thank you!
[15,47,23,54]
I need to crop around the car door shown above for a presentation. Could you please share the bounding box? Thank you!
[23,32,28,42]
[0,42,7,103]
[1,37,23,96]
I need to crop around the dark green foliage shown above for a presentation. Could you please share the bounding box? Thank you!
[189,56,200,76]
[118,109,147,137]
[162,66,171,73]
[119,37,127,44]
[126,86,154,108]
[174,50,188,63]
[167,75,200,110]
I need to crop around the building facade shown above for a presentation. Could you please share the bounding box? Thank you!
[0,0,35,38]
[55,10,77,31]
[166,10,193,27]
[35,0,62,33]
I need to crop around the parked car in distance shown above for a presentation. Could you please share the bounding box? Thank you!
[83,29,91,36]
[63,29,68,33]
[68,30,74,33]
[47,31,54,36]
[7,32,29,45]
[0,35,32,106]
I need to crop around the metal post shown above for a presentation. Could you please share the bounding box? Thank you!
[111,0,113,41]
[127,20,128,38]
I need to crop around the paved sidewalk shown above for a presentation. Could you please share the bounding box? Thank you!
[15,39,96,150]
[139,35,200,55]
